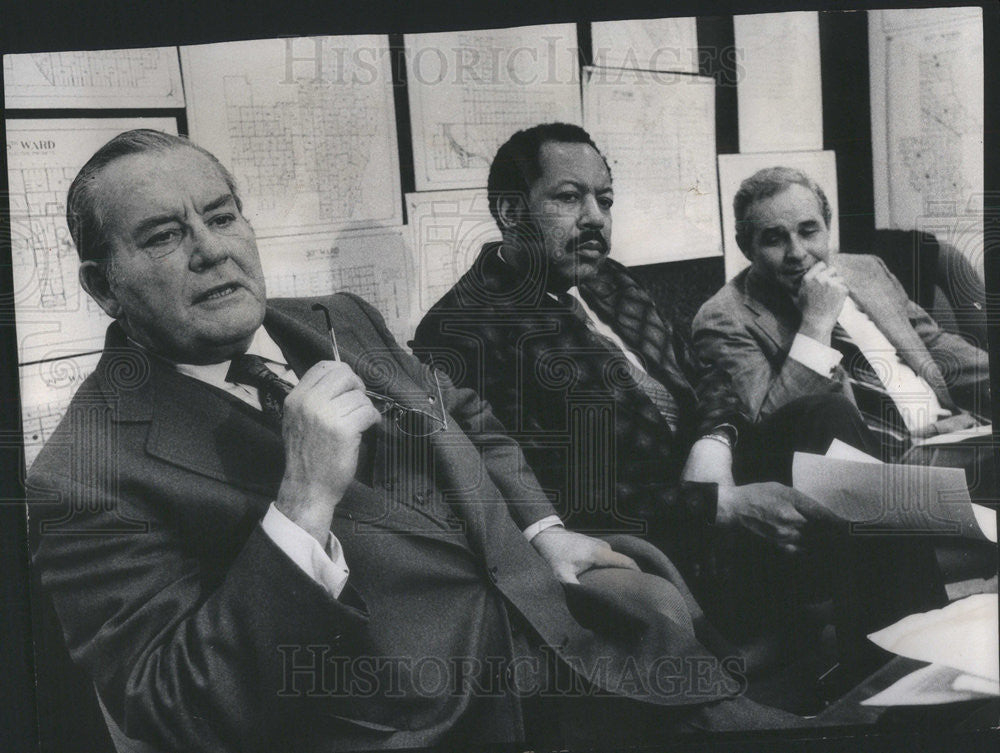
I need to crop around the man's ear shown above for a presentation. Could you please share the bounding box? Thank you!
[79,260,123,319]
[496,194,526,232]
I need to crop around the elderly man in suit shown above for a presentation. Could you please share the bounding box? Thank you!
[411,124,946,677]
[26,130,810,753]
[692,167,991,470]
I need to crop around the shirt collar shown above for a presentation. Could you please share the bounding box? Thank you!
[496,245,562,302]
[174,327,287,386]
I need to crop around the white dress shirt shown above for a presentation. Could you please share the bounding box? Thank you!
[174,327,560,597]
[788,295,949,432]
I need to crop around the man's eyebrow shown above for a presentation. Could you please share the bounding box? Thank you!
[552,180,614,192]
[200,193,237,214]
[132,212,181,238]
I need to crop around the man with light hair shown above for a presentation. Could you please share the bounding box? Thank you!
[694,166,990,463]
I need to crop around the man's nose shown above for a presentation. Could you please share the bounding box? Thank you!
[188,222,229,270]
[785,235,809,262]
[578,195,606,229]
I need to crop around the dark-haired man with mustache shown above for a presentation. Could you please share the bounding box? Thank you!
[411,126,944,669]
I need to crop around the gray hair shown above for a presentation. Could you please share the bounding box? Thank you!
[66,129,242,264]
[733,166,831,254]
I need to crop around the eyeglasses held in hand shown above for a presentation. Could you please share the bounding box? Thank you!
[312,303,448,438]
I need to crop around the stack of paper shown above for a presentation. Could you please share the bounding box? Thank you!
[862,594,999,705]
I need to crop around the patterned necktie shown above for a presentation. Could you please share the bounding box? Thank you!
[829,323,909,452]
[226,354,295,426]
[561,293,680,431]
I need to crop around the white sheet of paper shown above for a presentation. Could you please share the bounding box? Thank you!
[582,66,721,266]
[868,594,999,684]
[862,662,996,706]
[971,504,998,543]
[405,189,501,331]
[952,673,1000,697]
[404,25,581,191]
[182,36,402,238]
[590,17,700,73]
[4,48,184,108]
[823,441,997,543]
[793,452,982,539]
[825,439,881,464]
[733,12,823,153]
[913,423,993,447]
[7,117,178,365]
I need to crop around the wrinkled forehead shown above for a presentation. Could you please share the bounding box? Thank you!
[534,141,611,187]
[746,183,826,229]
[94,146,233,228]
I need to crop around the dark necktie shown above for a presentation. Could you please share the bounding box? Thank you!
[829,323,909,451]
[226,354,295,427]
[561,293,680,431]
[227,353,377,482]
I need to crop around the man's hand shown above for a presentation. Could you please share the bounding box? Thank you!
[716,482,842,554]
[795,261,849,344]
[532,526,640,584]
[911,411,980,439]
[276,361,383,544]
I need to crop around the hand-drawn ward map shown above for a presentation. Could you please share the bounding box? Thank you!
[6,118,179,365]
[3,47,184,108]
[870,7,984,261]
[182,36,402,238]
[404,24,582,191]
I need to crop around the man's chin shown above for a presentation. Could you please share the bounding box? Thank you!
[778,273,805,296]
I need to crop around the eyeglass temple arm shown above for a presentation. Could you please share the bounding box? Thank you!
[311,303,341,361]
[427,356,448,429]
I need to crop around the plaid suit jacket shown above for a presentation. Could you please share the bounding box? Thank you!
[412,243,749,573]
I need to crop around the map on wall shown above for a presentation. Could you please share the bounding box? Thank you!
[182,36,402,238]
[405,188,501,329]
[3,48,184,109]
[256,227,414,344]
[405,25,582,191]
[869,8,984,269]
[583,66,721,266]
[6,117,179,365]
[19,352,101,470]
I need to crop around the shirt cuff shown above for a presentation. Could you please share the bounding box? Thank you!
[522,514,563,542]
[261,503,350,598]
[788,332,842,376]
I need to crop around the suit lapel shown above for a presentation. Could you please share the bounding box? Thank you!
[141,356,287,497]
[742,268,802,356]
[581,263,696,404]
[112,302,464,536]
[264,298,471,538]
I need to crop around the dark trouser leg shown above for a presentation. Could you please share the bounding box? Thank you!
[819,530,948,674]
[717,395,945,669]
[737,394,880,485]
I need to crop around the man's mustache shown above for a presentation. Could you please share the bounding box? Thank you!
[571,231,609,254]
